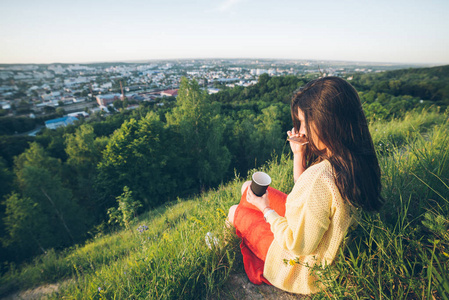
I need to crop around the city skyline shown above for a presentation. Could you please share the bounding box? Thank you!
[1,0,448,65]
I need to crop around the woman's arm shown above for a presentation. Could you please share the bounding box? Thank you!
[287,128,307,182]
[265,173,332,256]
[293,153,306,183]
[247,161,333,256]
[247,127,308,213]
[266,204,329,256]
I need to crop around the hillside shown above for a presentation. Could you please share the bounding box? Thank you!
[352,64,449,105]
[1,109,448,299]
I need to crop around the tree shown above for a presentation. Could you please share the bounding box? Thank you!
[224,114,257,175]
[97,112,173,209]
[166,77,231,191]
[37,127,68,161]
[3,143,86,258]
[224,105,284,175]
[250,105,284,165]
[0,158,12,202]
[2,193,51,257]
[0,116,36,135]
[0,158,14,261]
[363,102,389,122]
[43,106,56,114]
[64,124,105,218]
[56,107,65,116]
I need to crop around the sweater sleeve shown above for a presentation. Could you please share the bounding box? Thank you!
[265,174,332,256]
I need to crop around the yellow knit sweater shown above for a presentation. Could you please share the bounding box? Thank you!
[264,159,357,294]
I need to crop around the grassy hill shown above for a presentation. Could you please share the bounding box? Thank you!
[1,108,448,299]
[352,64,449,105]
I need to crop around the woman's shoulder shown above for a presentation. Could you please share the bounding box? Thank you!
[304,159,333,181]
[290,159,334,198]
[287,159,336,218]
[311,160,356,213]
[298,159,342,201]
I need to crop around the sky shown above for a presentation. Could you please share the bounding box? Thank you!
[0,0,448,65]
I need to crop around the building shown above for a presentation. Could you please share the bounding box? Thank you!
[160,89,178,97]
[45,116,78,129]
[0,101,11,110]
[68,111,89,118]
[207,88,220,94]
[96,93,122,106]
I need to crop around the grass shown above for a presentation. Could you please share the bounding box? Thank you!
[0,109,448,299]
[370,107,447,155]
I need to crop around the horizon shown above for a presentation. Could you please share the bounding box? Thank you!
[0,57,442,67]
[1,0,448,65]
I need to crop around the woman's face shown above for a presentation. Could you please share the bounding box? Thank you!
[297,108,327,152]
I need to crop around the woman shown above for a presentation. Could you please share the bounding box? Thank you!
[227,76,383,294]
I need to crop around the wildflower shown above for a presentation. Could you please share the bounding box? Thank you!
[205,232,219,249]
[288,259,296,266]
[137,225,149,233]
[98,287,102,292]
[216,208,227,218]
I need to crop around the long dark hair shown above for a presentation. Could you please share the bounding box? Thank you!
[291,76,383,212]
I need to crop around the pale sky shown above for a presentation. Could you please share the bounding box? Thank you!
[0,0,448,65]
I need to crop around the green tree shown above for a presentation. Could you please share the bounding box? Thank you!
[166,77,231,191]
[251,105,284,163]
[64,124,106,218]
[0,158,14,261]
[113,99,124,110]
[56,107,65,116]
[0,136,34,168]
[36,127,68,161]
[224,105,284,174]
[2,193,51,256]
[65,124,102,166]
[0,158,13,199]
[97,112,172,209]
[0,116,36,135]
[3,143,86,257]
[224,114,257,175]
[363,102,389,122]
[43,106,56,114]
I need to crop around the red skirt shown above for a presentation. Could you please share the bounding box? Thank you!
[234,186,288,285]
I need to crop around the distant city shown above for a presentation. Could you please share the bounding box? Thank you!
[0,58,425,133]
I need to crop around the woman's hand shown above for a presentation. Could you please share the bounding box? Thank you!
[288,127,308,182]
[246,187,270,212]
[287,127,308,156]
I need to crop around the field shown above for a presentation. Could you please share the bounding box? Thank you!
[1,109,448,299]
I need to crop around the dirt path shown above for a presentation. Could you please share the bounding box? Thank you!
[216,272,309,300]
[1,284,59,300]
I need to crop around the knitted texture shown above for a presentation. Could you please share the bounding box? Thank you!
[263,159,357,294]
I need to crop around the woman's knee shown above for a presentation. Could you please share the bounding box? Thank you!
[241,181,251,195]
[227,204,238,226]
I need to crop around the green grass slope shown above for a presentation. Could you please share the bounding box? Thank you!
[1,109,448,299]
